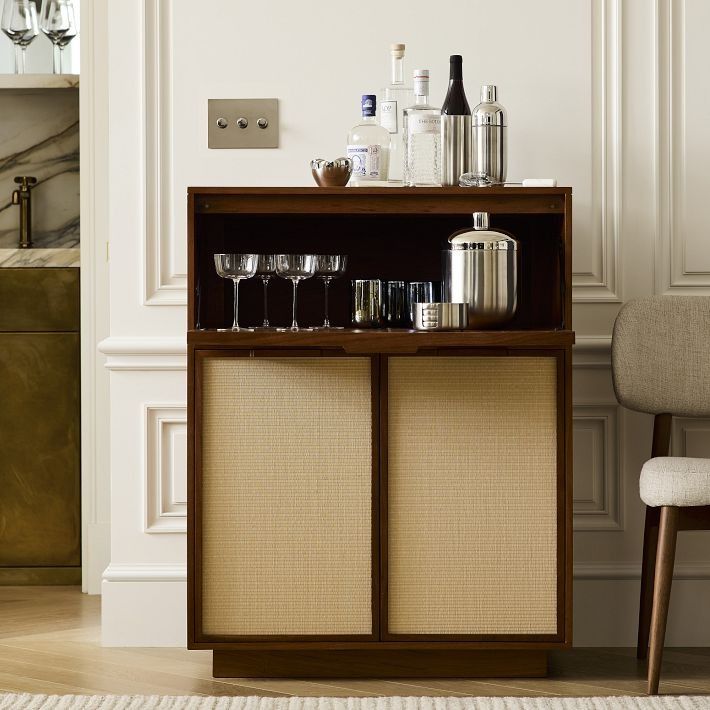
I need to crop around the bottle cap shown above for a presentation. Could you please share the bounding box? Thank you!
[390,43,405,57]
[361,94,377,117]
[481,85,497,102]
[449,55,463,80]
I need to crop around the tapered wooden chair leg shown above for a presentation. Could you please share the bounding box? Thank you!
[637,506,660,659]
[647,506,679,695]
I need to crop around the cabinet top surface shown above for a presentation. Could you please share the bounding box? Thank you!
[188,187,572,215]
[188,186,572,197]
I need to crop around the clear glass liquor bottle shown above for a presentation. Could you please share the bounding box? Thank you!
[347,95,390,185]
[403,70,441,186]
[380,43,414,183]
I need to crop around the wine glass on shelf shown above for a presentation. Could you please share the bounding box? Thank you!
[1,0,39,75]
[255,254,276,329]
[275,254,316,331]
[214,253,257,332]
[313,255,348,329]
[39,0,76,74]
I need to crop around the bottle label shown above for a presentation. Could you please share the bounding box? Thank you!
[409,114,441,134]
[380,100,398,133]
[347,145,382,178]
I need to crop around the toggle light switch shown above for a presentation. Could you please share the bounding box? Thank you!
[208,99,279,148]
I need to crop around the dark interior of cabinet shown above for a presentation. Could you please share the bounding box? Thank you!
[192,212,565,331]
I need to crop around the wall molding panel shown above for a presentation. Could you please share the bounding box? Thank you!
[103,562,187,583]
[574,561,710,579]
[143,0,185,306]
[145,405,188,534]
[671,417,710,458]
[105,562,710,583]
[573,405,622,531]
[98,337,187,371]
[655,0,710,295]
[573,0,622,303]
[573,336,612,369]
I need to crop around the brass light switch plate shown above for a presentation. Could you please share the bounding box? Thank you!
[208,99,279,149]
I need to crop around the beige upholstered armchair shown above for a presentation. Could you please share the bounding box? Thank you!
[612,295,710,694]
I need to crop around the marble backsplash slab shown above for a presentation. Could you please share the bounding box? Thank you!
[0,89,79,249]
[0,248,80,267]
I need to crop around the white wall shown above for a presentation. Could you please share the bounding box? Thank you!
[96,0,710,646]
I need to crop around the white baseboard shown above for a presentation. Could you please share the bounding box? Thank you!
[575,578,710,646]
[101,568,186,646]
[100,563,710,647]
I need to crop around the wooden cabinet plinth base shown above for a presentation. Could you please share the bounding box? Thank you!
[213,650,547,679]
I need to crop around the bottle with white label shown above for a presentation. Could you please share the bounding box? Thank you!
[380,43,414,183]
[347,94,390,185]
[403,69,441,186]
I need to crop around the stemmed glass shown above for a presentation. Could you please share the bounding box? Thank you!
[275,254,316,331]
[1,0,39,74]
[314,255,348,329]
[39,0,77,74]
[255,254,276,329]
[214,254,257,332]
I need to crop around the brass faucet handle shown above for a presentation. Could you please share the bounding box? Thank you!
[13,176,38,189]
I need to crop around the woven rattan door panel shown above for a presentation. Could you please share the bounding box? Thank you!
[387,356,558,636]
[199,355,373,637]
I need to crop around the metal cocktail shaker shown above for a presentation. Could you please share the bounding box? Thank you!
[471,85,507,183]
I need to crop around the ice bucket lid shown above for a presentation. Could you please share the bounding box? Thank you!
[448,211,517,250]
[448,232,517,251]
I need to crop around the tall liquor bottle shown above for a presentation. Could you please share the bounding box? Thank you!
[380,43,414,183]
[403,70,441,186]
[440,54,472,186]
[347,95,390,185]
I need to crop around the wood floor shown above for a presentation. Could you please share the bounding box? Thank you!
[0,587,709,698]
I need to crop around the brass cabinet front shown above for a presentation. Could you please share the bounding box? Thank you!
[197,354,375,639]
[0,332,80,569]
[385,355,559,638]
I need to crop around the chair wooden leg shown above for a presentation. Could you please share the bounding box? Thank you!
[637,505,661,659]
[647,506,679,695]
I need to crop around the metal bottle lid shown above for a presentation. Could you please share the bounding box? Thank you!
[472,84,506,127]
[448,212,517,250]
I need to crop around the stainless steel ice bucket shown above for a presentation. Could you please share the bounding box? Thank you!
[442,212,518,328]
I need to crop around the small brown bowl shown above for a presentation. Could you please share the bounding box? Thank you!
[311,157,353,187]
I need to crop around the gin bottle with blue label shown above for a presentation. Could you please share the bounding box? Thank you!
[347,95,390,185]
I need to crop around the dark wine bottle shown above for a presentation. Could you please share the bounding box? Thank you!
[441,55,471,115]
[441,55,472,185]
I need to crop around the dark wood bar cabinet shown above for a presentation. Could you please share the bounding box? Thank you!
[187,187,574,678]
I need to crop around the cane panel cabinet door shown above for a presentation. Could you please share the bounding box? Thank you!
[385,353,561,640]
[195,351,377,640]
